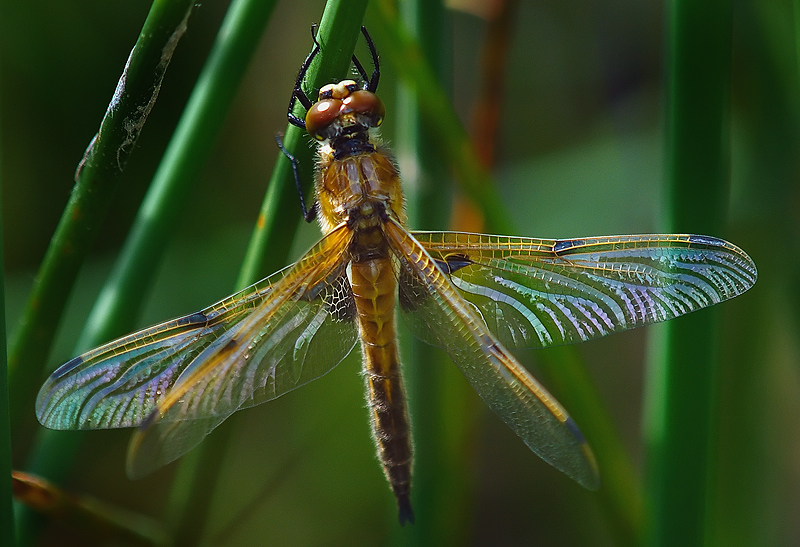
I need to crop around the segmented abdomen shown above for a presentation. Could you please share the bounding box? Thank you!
[350,257,414,524]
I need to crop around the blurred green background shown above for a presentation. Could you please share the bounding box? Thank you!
[1,0,798,545]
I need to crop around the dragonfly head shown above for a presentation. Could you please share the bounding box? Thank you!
[305,79,385,143]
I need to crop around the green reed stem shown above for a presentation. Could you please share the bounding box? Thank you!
[237,0,371,286]
[372,0,513,235]
[23,0,278,543]
[390,0,475,543]
[0,110,15,546]
[7,0,197,430]
[644,0,732,545]
[372,2,644,543]
[26,0,277,484]
[170,2,370,543]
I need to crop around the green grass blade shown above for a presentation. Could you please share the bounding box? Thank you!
[538,347,645,546]
[796,0,800,80]
[389,0,474,543]
[8,0,197,429]
[371,0,513,235]
[23,0,278,542]
[372,3,643,543]
[0,109,16,547]
[26,0,278,484]
[167,2,370,543]
[237,0,371,287]
[74,0,281,354]
[644,0,732,544]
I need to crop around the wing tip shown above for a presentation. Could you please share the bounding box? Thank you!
[564,417,601,490]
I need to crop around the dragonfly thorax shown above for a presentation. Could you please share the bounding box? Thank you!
[314,151,406,236]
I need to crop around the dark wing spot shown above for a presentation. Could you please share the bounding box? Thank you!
[177,311,209,327]
[564,416,587,444]
[554,239,584,253]
[689,234,724,246]
[220,338,238,354]
[139,408,160,430]
[436,253,473,274]
[51,355,84,380]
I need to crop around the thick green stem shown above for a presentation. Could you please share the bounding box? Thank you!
[645,0,732,545]
[23,0,278,543]
[168,2,370,543]
[0,106,15,547]
[8,0,197,429]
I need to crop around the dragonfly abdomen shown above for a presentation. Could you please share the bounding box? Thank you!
[350,257,414,525]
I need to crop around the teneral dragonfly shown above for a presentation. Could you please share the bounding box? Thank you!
[36,27,757,525]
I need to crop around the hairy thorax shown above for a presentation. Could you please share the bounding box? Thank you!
[315,147,406,245]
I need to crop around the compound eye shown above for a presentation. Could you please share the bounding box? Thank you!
[342,90,385,127]
[305,98,342,139]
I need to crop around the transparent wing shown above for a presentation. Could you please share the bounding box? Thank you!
[36,224,358,477]
[410,232,757,349]
[386,220,600,489]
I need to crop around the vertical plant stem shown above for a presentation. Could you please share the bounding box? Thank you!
[26,0,278,484]
[0,109,16,547]
[374,2,643,542]
[539,347,644,546]
[645,0,731,545]
[795,0,800,80]
[24,0,278,543]
[391,0,474,544]
[18,2,198,542]
[169,2,370,543]
[7,0,197,429]
[372,0,514,236]
[237,0,371,286]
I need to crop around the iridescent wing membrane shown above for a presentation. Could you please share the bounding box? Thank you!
[388,222,602,488]
[36,225,358,477]
[391,228,756,488]
[36,223,756,482]
[409,231,757,349]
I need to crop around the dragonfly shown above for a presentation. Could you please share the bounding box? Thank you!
[36,27,757,525]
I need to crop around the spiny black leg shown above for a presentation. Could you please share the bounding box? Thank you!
[351,53,369,87]
[275,133,317,222]
[287,24,322,129]
[351,27,380,92]
[361,26,380,92]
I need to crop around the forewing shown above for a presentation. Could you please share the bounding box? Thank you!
[125,224,358,476]
[387,220,600,489]
[411,232,757,349]
[37,224,358,477]
[37,306,250,430]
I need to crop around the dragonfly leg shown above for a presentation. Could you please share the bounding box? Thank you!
[275,132,317,222]
[286,24,321,129]
[351,27,380,92]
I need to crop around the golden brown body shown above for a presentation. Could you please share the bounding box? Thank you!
[317,144,414,522]
[350,256,413,522]
[34,30,758,530]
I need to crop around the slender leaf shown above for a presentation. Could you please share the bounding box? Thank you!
[0,99,15,547]
[372,2,644,543]
[644,0,732,545]
[391,0,472,544]
[8,0,197,428]
[23,0,277,542]
[168,1,370,542]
